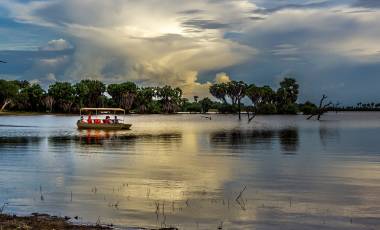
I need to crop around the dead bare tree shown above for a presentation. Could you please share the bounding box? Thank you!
[307,94,332,120]
[246,106,256,123]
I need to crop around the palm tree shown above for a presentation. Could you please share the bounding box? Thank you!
[74,79,106,108]
[157,86,182,113]
[107,82,137,111]
[48,82,75,112]
[136,87,156,113]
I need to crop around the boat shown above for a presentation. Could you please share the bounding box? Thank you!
[77,108,132,130]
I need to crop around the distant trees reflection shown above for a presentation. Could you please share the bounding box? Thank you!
[279,129,299,153]
[210,128,299,154]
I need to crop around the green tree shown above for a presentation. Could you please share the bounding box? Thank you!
[209,83,227,104]
[107,82,137,112]
[299,101,318,115]
[74,80,106,107]
[260,86,276,104]
[246,85,277,114]
[0,80,19,112]
[277,77,299,114]
[200,97,213,113]
[48,82,75,112]
[43,95,54,112]
[182,100,202,113]
[225,81,247,119]
[277,78,299,104]
[135,87,157,113]
[246,84,261,106]
[17,83,45,111]
[157,85,182,113]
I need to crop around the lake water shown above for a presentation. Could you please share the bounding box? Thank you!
[0,113,380,229]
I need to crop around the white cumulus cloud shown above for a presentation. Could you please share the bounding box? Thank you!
[39,39,73,51]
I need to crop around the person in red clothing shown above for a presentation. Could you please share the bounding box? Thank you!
[87,114,92,124]
[104,116,111,124]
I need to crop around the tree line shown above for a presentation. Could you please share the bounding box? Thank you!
[209,77,300,119]
[0,77,306,116]
[3,77,370,116]
[0,79,185,113]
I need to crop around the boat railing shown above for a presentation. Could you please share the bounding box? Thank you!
[79,108,126,124]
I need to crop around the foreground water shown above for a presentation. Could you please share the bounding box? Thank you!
[0,113,379,229]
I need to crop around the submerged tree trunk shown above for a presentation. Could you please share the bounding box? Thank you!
[307,94,332,120]
[247,109,256,123]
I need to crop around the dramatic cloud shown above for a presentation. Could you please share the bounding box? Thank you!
[0,0,380,103]
[39,39,73,51]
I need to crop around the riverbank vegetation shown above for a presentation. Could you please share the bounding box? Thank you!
[0,77,375,115]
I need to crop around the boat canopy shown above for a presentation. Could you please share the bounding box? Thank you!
[79,108,126,116]
[80,108,125,112]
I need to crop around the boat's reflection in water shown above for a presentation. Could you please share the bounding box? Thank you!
[74,129,182,145]
[79,130,125,145]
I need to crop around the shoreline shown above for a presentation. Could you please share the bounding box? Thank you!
[0,213,111,230]
[0,213,178,230]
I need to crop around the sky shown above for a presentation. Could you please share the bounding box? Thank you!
[0,0,379,104]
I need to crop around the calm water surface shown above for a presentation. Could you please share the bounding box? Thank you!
[0,113,380,229]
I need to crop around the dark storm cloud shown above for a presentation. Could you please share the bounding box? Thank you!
[178,9,203,15]
[182,19,229,30]
[251,1,336,15]
[353,0,380,8]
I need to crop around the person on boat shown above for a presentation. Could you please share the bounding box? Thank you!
[87,114,92,124]
[104,116,111,124]
[80,115,85,123]
[114,115,119,124]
